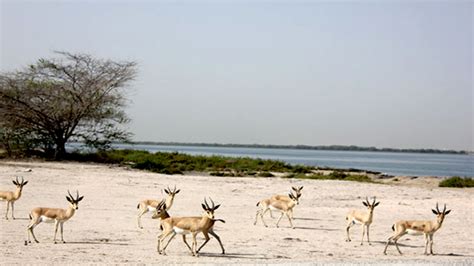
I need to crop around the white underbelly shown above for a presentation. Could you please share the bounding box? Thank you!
[173,226,190,235]
[40,216,55,223]
[147,206,156,212]
[352,219,363,225]
[406,229,423,235]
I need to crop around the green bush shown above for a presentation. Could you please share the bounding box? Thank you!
[439,177,474,188]
[257,171,274,177]
[288,172,373,183]
[66,149,374,183]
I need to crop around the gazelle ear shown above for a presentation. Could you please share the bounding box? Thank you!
[164,189,170,194]
[374,202,380,207]
[12,181,18,186]
[288,193,294,200]
[299,186,304,190]
[444,210,451,215]
[66,196,72,203]
[175,189,181,194]
[362,201,368,207]
[77,196,84,202]
[201,203,208,211]
[213,204,220,210]
[432,209,439,215]
[292,186,297,191]
[22,181,28,186]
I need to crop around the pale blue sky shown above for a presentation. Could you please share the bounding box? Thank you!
[1,1,472,150]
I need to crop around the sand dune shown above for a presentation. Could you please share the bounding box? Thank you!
[0,161,472,264]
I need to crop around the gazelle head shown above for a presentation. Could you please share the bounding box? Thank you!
[362,197,380,212]
[201,197,220,220]
[152,199,167,219]
[164,185,180,199]
[12,176,28,191]
[432,203,451,224]
[288,191,301,205]
[291,186,303,197]
[66,190,84,210]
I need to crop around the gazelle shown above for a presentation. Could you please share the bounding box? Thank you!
[0,176,28,220]
[383,203,451,255]
[157,198,225,256]
[137,185,180,229]
[269,186,303,218]
[254,191,300,229]
[346,196,380,245]
[25,190,84,245]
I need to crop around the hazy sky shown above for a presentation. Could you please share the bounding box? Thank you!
[1,1,472,150]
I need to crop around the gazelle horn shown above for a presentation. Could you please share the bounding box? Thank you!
[204,198,210,210]
[67,190,74,199]
[209,197,215,209]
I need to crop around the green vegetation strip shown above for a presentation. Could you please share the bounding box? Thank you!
[68,149,312,176]
[284,172,375,183]
[439,177,474,188]
[67,150,471,186]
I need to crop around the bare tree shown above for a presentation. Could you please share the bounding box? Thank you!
[0,52,137,159]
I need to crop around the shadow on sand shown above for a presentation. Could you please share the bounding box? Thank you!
[434,253,471,257]
[9,217,30,221]
[372,240,422,248]
[293,217,321,221]
[197,252,266,259]
[294,226,339,231]
[66,240,129,246]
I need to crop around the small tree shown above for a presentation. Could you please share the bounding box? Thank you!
[0,52,137,159]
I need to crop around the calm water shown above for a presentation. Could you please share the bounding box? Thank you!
[106,144,473,177]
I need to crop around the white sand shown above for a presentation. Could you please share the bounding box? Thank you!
[0,161,472,264]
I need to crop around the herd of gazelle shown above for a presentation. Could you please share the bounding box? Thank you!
[1,176,453,256]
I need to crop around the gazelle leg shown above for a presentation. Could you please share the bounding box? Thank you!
[182,235,193,253]
[196,231,210,254]
[367,225,371,245]
[285,212,294,229]
[137,207,147,229]
[423,234,429,255]
[208,229,225,254]
[393,234,404,254]
[269,209,274,218]
[259,209,269,227]
[11,202,15,219]
[383,236,393,254]
[254,210,260,225]
[429,234,434,255]
[360,225,366,245]
[161,232,177,255]
[156,233,164,253]
[5,201,9,219]
[192,232,198,256]
[27,221,40,243]
[60,222,65,243]
[346,220,354,242]
[53,220,59,243]
[276,212,284,228]
[157,230,173,254]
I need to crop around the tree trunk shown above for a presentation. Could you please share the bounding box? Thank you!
[54,139,66,160]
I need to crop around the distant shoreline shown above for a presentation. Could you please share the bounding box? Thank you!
[126,141,469,155]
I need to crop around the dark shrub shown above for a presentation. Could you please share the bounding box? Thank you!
[439,177,474,188]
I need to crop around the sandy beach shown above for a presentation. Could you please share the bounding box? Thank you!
[0,160,472,264]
